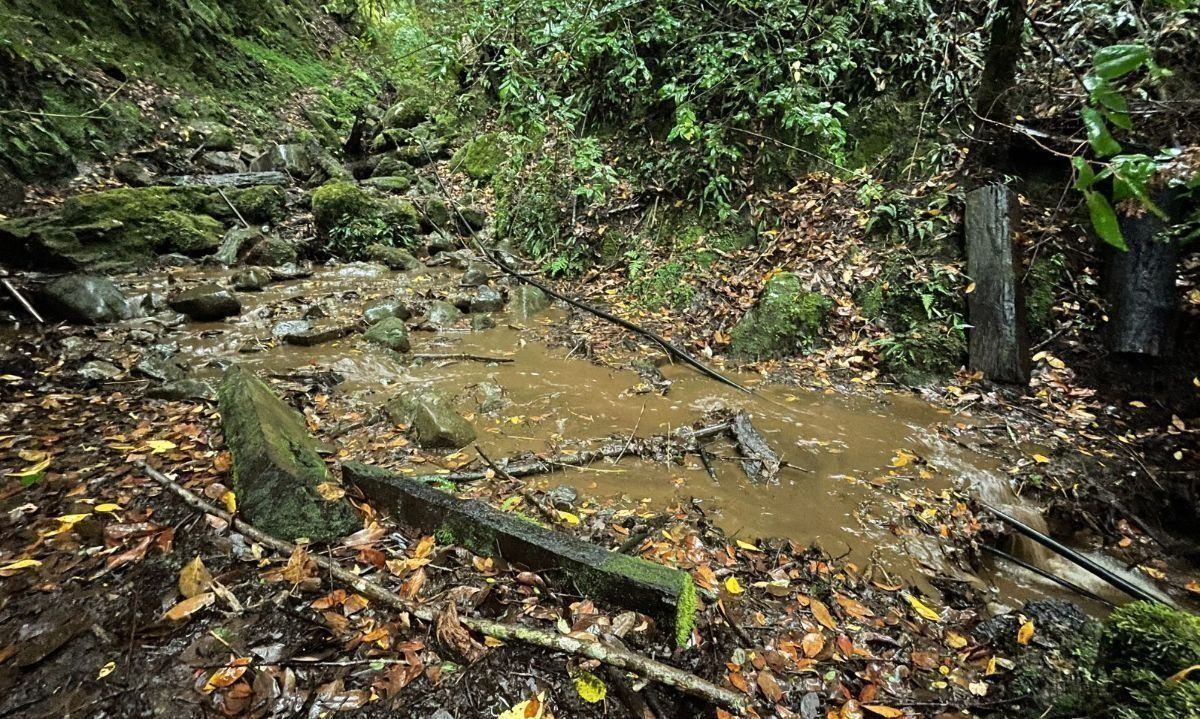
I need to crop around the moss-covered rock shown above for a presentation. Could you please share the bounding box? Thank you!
[1026,253,1064,338]
[362,176,412,193]
[364,243,420,271]
[362,317,411,352]
[0,184,285,270]
[372,155,415,180]
[452,132,508,181]
[1099,602,1200,678]
[410,392,476,449]
[729,272,831,358]
[311,182,376,238]
[218,365,358,543]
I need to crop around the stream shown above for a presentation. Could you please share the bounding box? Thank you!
[75,260,1169,614]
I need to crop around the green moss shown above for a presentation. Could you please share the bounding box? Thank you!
[631,260,694,310]
[312,182,376,237]
[592,554,697,647]
[729,272,832,358]
[1099,602,1200,678]
[231,186,287,224]
[452,132,509,182]
[1026,253,1064,338]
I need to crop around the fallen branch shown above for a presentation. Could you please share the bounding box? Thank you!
[412,353,514,364]
[140,462,747,713]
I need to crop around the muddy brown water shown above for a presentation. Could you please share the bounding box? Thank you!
[95,263,1168,611]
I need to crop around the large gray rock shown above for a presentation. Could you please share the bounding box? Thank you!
[365,244,420,271]
[169,283,241,321]
[362,317,411,352]
[249,144,314,178]
[510,285,550,320]
[215,227,262,265]
[280,321,352,347]
[470,285,504,313]
[43,274,130,324]
[218,365,358,542]
[461,262,490,287]
[232,267,272,292]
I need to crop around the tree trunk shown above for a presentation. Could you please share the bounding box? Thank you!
[968,0,1027,179]
[966,184,1030,384]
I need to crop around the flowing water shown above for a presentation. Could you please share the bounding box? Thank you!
[96,262,1166,612]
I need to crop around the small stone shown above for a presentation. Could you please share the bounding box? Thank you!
[272,320,313,339]
[157,253,195,267]
[547,484,578,509]
[362,317,411,352]
[169,284,241,321]
[113,161,155,187]
[363,299,411,324]
[232,267,272,292]
[470,286,504,313]
[475,380,506,413]
[147,378,216,401]
[470,314,496,331]
[76,360,123,382]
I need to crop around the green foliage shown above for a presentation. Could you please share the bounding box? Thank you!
[457,0,947,206]
[1026,254,1065,337]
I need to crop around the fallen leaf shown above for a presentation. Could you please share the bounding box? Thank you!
[179,556,214,598]
[164,592,215,622]
[0,558,42,575]
[315,482,346,501]
[498,692,546,719]
[145,439,177,454]
[574,670,607,703]
[810,598,837,630]
[863,706,905,718]
[97,661,116,679]
[724,576,744,595]
[1017,619,1035,645]
[902,592,940,622]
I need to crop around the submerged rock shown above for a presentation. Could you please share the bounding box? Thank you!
[474,380,506,413]
[217,365,358,542]
[42,274,130,324]
[231,267,272,292]
[426,300,464,328]
[281,321,352,347]
[365,244,420,271]
[362,317,411,352]
[470,314,496,331]
[362,299,411,324]
[510,285,550,320]
[76,360,123,382]
[169,283,241,321]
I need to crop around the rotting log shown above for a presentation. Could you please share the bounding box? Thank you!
[162,171,288,188]
[1105,190,1182,357]
[966,184,1030,384]
[344,462,697,646]
[218,365,358,542]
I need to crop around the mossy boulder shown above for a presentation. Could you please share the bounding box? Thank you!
[362,176,412,193]
[218,365,358,543]
[311,182,376,238]
[0,185,282,270]
[729,272,831,358]
[452,132,508,182]
[412,393,477,449]
[362,317,411,352]
[364,244,420,271]
[1099,602,1200,678]
[372,155,415,180]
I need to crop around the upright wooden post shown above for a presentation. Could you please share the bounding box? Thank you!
[966,184,1030,384]
[1105,191,1180,357]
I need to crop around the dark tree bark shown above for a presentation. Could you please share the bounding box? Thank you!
[966,184,1031,384]
[968,0,1028,179]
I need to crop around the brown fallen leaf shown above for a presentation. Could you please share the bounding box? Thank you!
[809,598,837,630]
[435,602,486,663]
[179,556,213,598]
[756,668,784,702]
[164,591,215,622]
[863,705,905,718]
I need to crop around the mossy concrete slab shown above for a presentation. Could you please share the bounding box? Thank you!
[344,462,696,645]
[218,365,358,543]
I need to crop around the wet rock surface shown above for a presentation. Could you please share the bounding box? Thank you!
[362,317,411,352]
[42,274,131,324]
[169,283,241,320]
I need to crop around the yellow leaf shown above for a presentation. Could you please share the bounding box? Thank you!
[179,556,214,598]
[735,540,760,552]
[98,661,116,679]
[145,439,177,454]
[557,510,580,525]
[864,706,905,718]
[6,456,50,478]
[964,282,976,294]
[724,576,744,595]
[946,631,968,649]
[0,558,42,575]
[1046,356,1065,369]
[1166,664,1200,684]
[95,503,122,513]
[574,671,607,703]
[315,482,346,501]
[1017,620,1035,645]
[1031,454,1050,464]
[902,592,941,622]
[499,692,546,719]
[221,490,236,513]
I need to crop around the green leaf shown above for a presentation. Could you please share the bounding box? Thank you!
[1085,190,1128,251]
[1072,156,1096,191]
[1093,44,1150,80]
[1081,107,1122,157]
